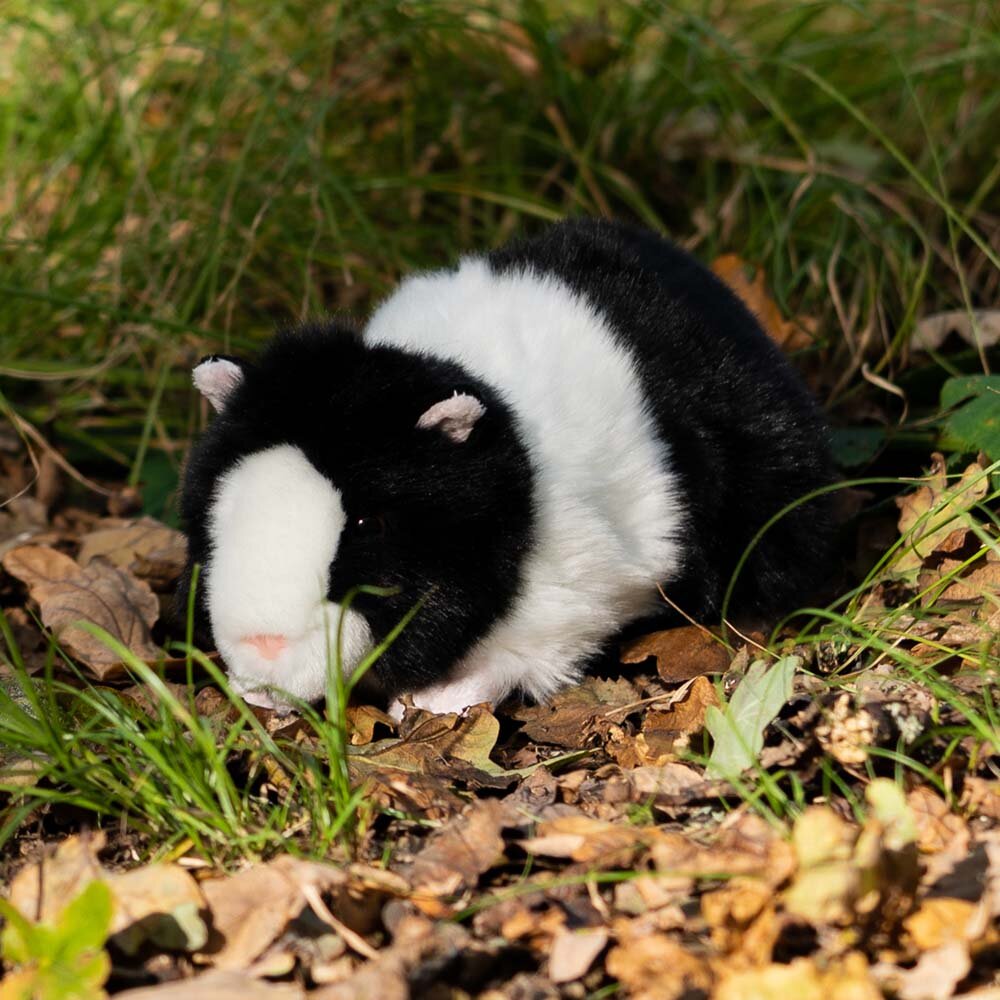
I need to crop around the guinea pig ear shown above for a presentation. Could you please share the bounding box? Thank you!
[192,355,245,412]
[416,392,486,444]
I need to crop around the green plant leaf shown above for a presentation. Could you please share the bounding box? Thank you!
[0,881,112,1000]
[705,656,799,778]
[940,376,1000,458]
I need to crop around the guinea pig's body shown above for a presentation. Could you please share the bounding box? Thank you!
[179,219,834,715]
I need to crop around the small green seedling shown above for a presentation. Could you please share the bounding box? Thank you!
[0,879,113,1000]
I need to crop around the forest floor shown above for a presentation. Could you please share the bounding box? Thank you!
[1,2,999,998]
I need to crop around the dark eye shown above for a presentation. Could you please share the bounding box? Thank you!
[351,514,386,538]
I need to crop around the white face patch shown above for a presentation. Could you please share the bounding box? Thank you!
[206,444,374,710]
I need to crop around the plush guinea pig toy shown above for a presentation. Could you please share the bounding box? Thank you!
[178,218,835,716]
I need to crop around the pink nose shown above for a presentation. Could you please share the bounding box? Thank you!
[241,634,287,660]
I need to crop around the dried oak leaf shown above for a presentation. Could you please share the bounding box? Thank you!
[711,254,815,351]
[2,544,163,678]
[620,624,730,682]
[507,675,640,748]
[77,516,187,590]
[403,798,511,909]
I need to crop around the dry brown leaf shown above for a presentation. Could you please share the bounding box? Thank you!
[508,675,640,748]
[9,831,207,954]
[350,704,516,788]
[311,914,469,1000]
[520,814,649,867]
[638,676,720,762]
[896,941,973,1000]
[547,926,608,984]
[894,455,989,576]
[962,777,1000,820]
[903,897,981,951]
[405,798,510,906]
[701,879,774,957]
[651,812,795,887]
[77,516,187,589]
[907,787,970,856]
[2,543,163,677]
[619,624,730,682]
[9,831,106,924]
[911,309,1000,352]
[198,857,349,970]
[345,703,395,746]
[711,254,815,351]
[715,953,880,1000]
[104,864,208,954]
[606,928,712,1000]
[624,762,708,800]
[115,971,305,999]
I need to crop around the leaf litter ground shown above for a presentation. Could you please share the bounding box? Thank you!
[1,432,998,1000]
[1,267,999,997]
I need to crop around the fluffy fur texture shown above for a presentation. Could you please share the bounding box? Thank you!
[178,219,835,715]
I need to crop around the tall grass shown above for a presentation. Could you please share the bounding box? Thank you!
[2,1,998,500]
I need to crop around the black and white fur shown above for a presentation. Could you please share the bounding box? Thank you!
[178,219,834,715]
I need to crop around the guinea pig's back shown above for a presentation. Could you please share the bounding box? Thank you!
[366,218,834,643]
[489,218,836,620]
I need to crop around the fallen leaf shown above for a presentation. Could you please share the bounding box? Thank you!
[911,309,1000,352]
[115,971,305,999]
[783,806,858,925]
[77,516,187,590]
[2,544,163,677]
[9,832,107,924]
[895,941,973,1000]
[894,455,989,577]
[520,814,649,867]
[620,625,730,682]
[715,953,880,1000]
[547,926,608,984]
[345,703,395,746]
[198,857,349,970]
[606,927,712,1000]
[349,704,520,787]
[508,675,640,748]
[311,914,469,1000]
[706,656,798,778]
[903,897,980,951]
[405,798,510,906]
[711,254,815,351]
[8,832,207,956]
[105,864,208,955]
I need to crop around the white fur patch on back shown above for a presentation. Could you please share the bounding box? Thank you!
[207,444,373,708]
[366,258,685,710]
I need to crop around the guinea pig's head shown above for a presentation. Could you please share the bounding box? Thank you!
[177,324,532,711]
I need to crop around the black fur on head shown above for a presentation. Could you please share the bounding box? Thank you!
[177,322,535,698]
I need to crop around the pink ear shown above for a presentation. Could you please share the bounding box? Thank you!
[416,392,486,443]
[192,357,244,412]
